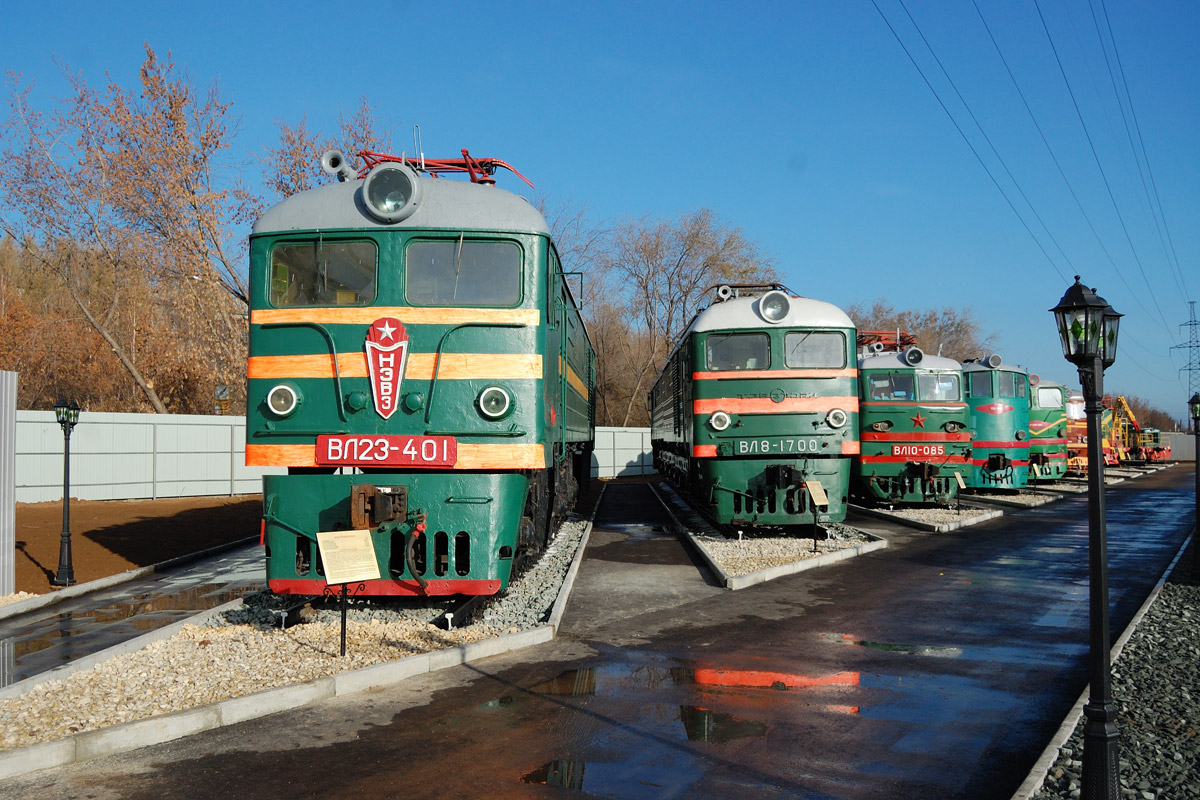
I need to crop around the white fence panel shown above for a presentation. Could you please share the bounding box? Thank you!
[12,415,658,504]
[592,427,655,478]
[15,412,284,503]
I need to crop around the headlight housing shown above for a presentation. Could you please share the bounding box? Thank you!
[477,386,513,420]
[709,411,732,431]
[943,420,966,432]
[1015,429,1028,441]
[758,290,791,323]
[362,162,422,223]
[826,408,848,428]
[871,420,893,432]
[267,384,300,417]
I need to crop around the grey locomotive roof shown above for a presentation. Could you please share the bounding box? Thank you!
[252,174,551,236]
[685,295,854,335]
[858,351,962,371]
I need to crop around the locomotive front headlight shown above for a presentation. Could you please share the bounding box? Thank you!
[267,384,300,417]
[871,420,893,432]
[943,420,966,432]
[758,290,791,324]
[1016,429,1028,441]
[362,162,422,223]
[709,411,732,431]
[825,408,848,428]
[477,385,513,420]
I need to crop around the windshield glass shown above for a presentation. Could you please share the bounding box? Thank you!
[918,372,960,401]
[270,240,377,307]
[706,333,770,371]
[784,331,845,368]
[405,239,521,306]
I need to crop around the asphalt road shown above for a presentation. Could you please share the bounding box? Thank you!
[4,468,1194,800]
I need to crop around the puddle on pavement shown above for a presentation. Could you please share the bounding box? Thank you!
[602,522,668,543]
[2,583,256,686]
[678,706,767,744]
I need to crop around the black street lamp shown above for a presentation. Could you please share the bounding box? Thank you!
[1189,393,1199,573]
[1051,276,1123,799]
[51,399,81,587]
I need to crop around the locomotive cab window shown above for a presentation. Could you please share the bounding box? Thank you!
[270,240,377,307]
[706,333,770,371]
[997,371,1027,399]
[869,373,915,401]
[406,239,521,306]
[1036,387,1064,408]
[784,331,846,368]
[968,371,991,397]
[918,373,960,402]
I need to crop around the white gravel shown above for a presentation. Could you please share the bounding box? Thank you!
[877,505,996,525]
[0,517,590,753]
[691,524,871,577]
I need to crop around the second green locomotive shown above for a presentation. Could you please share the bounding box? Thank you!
[649,286,858,529]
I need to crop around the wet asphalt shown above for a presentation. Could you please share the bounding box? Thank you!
[4,467,1195,800]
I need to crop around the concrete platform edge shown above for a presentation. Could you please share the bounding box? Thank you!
[0,486,605,780]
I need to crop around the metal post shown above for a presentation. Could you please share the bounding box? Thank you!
[1079,356,1120,798]
[1193,412,1199,573]
[52,420,76,587]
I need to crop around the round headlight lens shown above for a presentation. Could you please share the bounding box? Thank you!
[363,163,421,223]
[872,420,893,432]
[709,411,732,431]
[477,386,512,419]
[826,408,848,428]
[1016,429,1028,441]
[267,384,299,417]
[759,291,791,323]
[943,420,966,433]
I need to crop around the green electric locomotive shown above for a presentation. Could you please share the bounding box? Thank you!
[649,285,858,529]
[962,355,1030,491]
[246,149,595,596]
[854,333,971,505]
[1027,375,1068,482]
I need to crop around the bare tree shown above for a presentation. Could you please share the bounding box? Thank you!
[261,96,393,200]
[847,301,997,362]
[0,47,254,412]
[597,208,777,425]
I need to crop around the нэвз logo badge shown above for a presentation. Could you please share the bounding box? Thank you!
[365,318,409,419]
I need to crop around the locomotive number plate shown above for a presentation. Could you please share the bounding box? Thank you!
[316,435,457,467]
[736,438,821,455]
[892,444,945,457]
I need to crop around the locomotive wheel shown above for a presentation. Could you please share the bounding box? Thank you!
[521,470,552,556]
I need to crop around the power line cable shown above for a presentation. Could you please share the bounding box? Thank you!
[1095,0,1191,300]
[894,0,1080,276]
[971,0,1138,304]
[1033,0,1174,335]
[869,0,1068,282]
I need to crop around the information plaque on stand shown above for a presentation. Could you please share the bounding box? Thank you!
[316,530,381,656]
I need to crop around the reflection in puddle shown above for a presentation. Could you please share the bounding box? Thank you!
[825,632,962,658]
[3,583,256,686]
[678,706,766,744]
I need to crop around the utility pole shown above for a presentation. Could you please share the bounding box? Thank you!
[1173,301,1200,431]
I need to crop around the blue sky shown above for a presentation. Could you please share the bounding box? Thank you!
[3,1,1198,421]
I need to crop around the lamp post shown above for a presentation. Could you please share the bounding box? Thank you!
[1190,393,1200,573]
[1051,276,1123,799]
[51,399,81,587]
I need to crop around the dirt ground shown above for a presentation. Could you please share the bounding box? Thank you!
[11,495,263,595]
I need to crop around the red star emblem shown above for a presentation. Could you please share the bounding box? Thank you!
[910,412,927,428]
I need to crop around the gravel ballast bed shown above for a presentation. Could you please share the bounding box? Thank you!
[691,524,872,577]
[1030,547,1200,800]
[0,518,590,753]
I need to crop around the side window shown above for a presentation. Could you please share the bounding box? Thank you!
[706,333,770,371]
[968,371,991,397]
[1036,387,1064,409]
[270,240,377,307]
[405,239,521,306]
